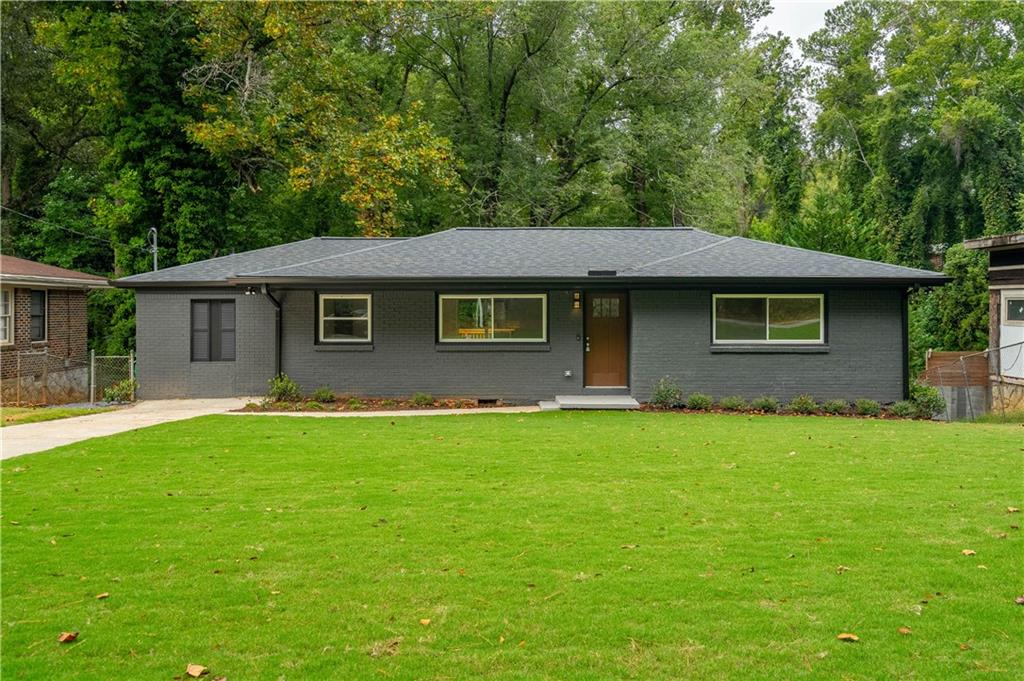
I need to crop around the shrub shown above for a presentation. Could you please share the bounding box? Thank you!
[650,377,683,408]
[411,392,435,407]
[306,401,325,411]
[910,382,944,419]
[380,398,397,408]
[685,392,713,410]
[311,386,336,403]
[787,394,818,414]
[102,378,137,403]
[854,398,881,416]
[821,399,849,415]
[889,400,917,418]
[244,401,262,410]
[267,374,302,402]
[346,398,365,410]
[751,395,780,413]
[718,395,748,411]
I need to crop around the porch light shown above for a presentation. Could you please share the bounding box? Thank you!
[572,291,581,310]
[244,286,258,296]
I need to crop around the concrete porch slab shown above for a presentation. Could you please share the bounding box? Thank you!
[553,395,640,410]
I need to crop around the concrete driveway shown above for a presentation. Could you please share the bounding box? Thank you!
[1,398,250,460]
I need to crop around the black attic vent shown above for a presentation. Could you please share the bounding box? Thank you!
[587,269,617,277]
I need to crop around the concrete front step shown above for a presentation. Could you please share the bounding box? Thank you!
[551,394,640,410]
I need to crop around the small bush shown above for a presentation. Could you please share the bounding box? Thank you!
[718,395,748,411]
[821,399,849,415]
[410,392,435,407]
[650,377,683,408]
[751,395,780,413]
[854,398,881,416]
[787,394,818,414]
[244,401,262,410]
[306,401,325,411]
[267,374,302,402]
[311,386,336,403]
[889,400,917,418]
[346,398,365,410]
[910,382,944,419]
[380,398,397,408]
[685,392,713,410]
[102,378,137,403]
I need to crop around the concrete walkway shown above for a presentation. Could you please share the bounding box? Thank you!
[1,400,542,460]
[1,398,250,460]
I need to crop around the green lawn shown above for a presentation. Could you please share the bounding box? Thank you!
[2,412,1021,679]
[0,406,113,428]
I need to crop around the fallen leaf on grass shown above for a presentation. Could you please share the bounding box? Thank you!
[836,565,851,574]
[1014,596,1024,605]
[898,627,911,635]
[620,544,638,550]
[419,618,431,626]
[57,632,78,643]
[836,633,859,643]
[95,592,109,600]
[1007,507,1019,514]
[518,640,526,648]
[959,643,971,651]
[961,549,976,556]
[186,663,208,677]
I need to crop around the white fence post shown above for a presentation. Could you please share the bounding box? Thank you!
[129,350,135,401]
[90,349,95,405]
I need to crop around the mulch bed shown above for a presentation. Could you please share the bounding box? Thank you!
[236,397,510,413]
[638,404,919,419]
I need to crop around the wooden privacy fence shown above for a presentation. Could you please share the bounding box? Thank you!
[919,351,989,388]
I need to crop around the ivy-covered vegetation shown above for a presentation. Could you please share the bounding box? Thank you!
[2,1,1020,356]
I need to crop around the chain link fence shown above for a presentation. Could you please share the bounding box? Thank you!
[1,349,133,406]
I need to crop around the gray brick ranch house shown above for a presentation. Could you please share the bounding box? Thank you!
[113,227,947,403]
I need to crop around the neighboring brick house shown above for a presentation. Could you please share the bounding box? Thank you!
[1,255,107,403]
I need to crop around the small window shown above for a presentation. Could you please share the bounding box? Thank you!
[29,290,47,342]
[1005,296,1024,325]
[191,300,235,361]
[319,294,371,342]
[0,289,12,344]
[439,294,547,342]
[714,294,824,344]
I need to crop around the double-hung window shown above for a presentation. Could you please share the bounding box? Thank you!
[0,289,12,344]
[29,290,47,342]
[319,294,372,342]
[713,294,824,344]
[438,294,547,342]
[191,300,235,361]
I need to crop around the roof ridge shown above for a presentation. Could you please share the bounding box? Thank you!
[627,236,735,271]
[239,229,453,276]
[452,226,695,231]
[730,236,941,276]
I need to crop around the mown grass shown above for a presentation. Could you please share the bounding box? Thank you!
[0,406,113,427]
[1,412,1021,679]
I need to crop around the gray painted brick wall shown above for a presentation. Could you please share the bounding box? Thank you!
[630,288,905,403]
[135,286,905,403]
[279,289,584,400]
[136,288,276,399]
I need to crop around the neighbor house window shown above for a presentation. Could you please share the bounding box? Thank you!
[191,300,235,361]
[0,289,11,344]
[1005,295,1024,326]
[29,290,47,342]
[319,294,371,342]
[713,294,824,344]
[439,294,547,342]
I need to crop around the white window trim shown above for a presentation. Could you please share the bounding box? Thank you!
[0,288,12,346]
[29,289,47,343]
[319,294,372,343]
[1003,290,1024,327]
[438,293,548,343]
[712,293,825,344]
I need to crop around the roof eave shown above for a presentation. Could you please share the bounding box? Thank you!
[224,274,950,287]
[2,275,110,289]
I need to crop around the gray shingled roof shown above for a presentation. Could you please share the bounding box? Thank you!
[115,237,394,284]
[113,227,947,286]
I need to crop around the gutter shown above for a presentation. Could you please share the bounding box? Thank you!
[2,275,110,289]
[261,284,283,377]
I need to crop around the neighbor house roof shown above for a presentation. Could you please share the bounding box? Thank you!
[963,232,1024,252]
[113,228,948,287]
[0,254,108,288]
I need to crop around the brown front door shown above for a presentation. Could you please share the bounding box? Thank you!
[585,292,629,387]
